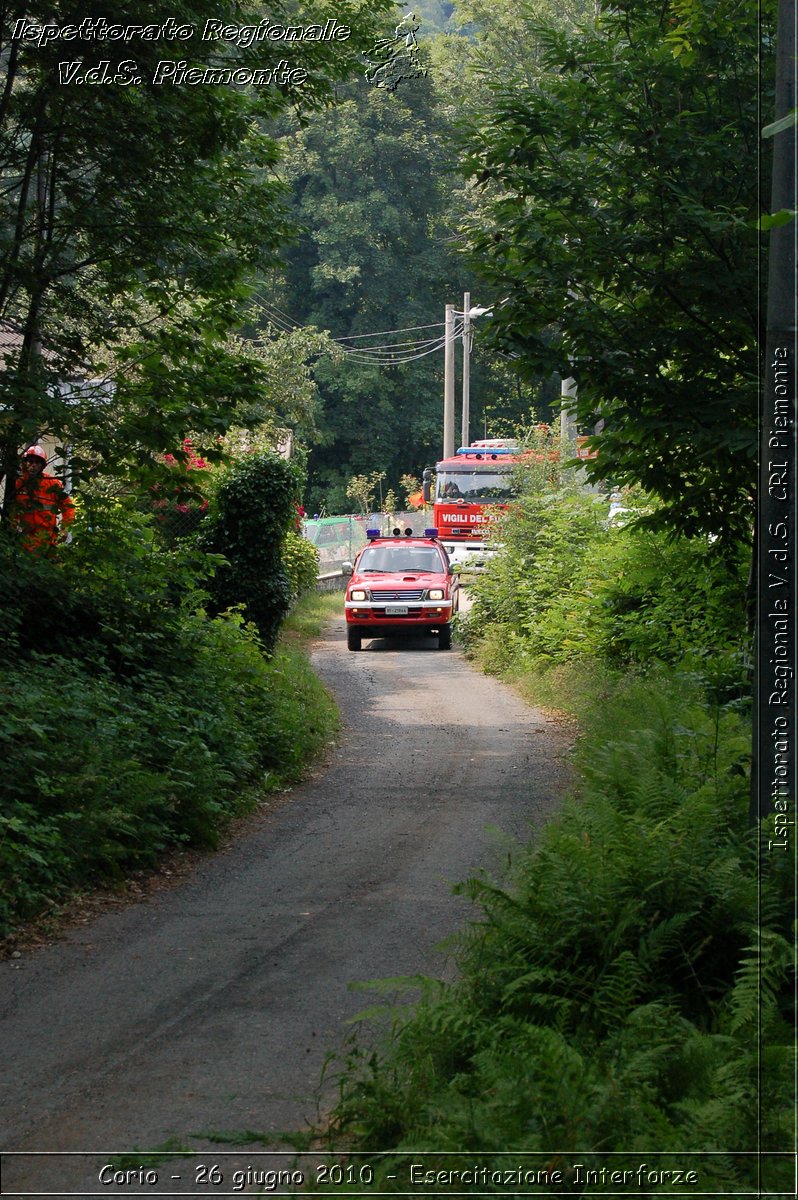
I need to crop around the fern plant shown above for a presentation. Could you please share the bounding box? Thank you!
[316,662,793,1196]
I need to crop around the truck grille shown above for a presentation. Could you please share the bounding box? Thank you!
[372,589,424,601]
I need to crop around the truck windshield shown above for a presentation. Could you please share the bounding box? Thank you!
[436,470,515,502]
[358,545,444,573]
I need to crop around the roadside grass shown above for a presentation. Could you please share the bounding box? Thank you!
[261,600,341,787]
[0,589,340,942]
[191,1128,317,1150]
[282,590,342,642]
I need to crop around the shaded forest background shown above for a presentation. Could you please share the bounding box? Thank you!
[0,0,769,532]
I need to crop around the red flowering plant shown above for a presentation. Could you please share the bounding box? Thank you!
[151,438,211,541]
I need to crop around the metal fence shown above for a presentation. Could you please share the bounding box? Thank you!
[147,507,432,584]
[150,500,208,542]
[302,512,431,581]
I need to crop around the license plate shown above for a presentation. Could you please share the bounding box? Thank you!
[385,605,408,615]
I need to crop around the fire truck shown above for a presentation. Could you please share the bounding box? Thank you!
[423,434,599,568]
[423,438,526,569]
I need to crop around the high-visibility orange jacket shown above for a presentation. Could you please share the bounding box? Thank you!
[13,472,76,551]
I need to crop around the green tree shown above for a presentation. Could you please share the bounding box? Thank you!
[220,323,340,456]
[459,0,772,539]
[272,75,527,512]
[0,0,393,504]
[346,469,386,513]
[275,79,456,509]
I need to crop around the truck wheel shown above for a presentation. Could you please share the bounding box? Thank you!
[347,626,362,652]
[438,624,452,650]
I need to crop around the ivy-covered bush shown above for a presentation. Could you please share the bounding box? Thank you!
[200,452,300,649]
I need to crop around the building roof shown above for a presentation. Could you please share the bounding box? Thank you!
[0,320,91,376]
[0,321,24,369]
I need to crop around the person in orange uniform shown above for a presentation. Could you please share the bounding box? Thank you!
[12,445,76,552]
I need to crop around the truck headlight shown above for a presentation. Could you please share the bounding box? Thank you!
[427,588,444,600]
[350,589,367,601]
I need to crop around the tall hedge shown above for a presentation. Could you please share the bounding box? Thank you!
[201,452,300,650]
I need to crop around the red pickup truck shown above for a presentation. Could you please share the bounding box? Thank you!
[343,528,459,651]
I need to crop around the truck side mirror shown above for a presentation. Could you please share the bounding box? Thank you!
[422,467,433,503]
[341,561,354,576]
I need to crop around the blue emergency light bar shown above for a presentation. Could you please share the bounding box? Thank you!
[456,446,518,457]
[367,527,438,540]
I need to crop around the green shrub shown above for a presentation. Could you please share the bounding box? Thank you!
[539,530,748,669]
[200,452,300,649]
[0,600,338,936]
[467,491,749,673]
[0,497,221,676]
[466,489,608,641]
[282,529,320,601]
[0,527,103,660]
[0,484,336,935]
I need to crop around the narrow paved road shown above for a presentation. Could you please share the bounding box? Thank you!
[1,618,571,1197]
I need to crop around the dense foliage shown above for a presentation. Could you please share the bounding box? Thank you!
[268,70,545,512]
[459,0,771,538]
[0,0,393,503]
[272,78,460,511]
[0,0,763,535]
[229,0,772,533]
[282,529,322,602]
[323,669,792,1194]
[318,486,792,1193]
[200,451,302,649]
[0,502,337,937]
[466,489,750,673]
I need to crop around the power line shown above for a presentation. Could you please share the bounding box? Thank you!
[251,294,449,342]
[340,330,464,366]
[258,300,301,328]
[331,328,463,358]
[335,333,449,350]
[248,294,465,365]
[250,327,454,354]
[331,323,464,364]
[248,299,297,334]
[334,322,447,341]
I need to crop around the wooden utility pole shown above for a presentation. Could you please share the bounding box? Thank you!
[443,303,455,459]
[461,291,471,448]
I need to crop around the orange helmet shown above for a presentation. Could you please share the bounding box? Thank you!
[23,444,47,461]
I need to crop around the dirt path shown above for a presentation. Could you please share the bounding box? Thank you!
[1,617,572,1197]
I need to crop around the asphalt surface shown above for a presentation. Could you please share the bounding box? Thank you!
[1,615,572,1198]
